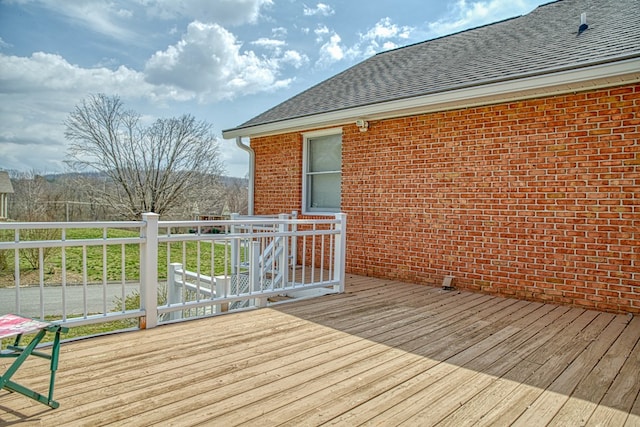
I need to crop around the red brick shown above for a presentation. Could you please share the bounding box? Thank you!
[252,83,640,314]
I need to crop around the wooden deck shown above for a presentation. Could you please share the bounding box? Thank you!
[1,274,639,426]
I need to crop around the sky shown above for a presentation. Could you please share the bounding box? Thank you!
[0,0,551,178]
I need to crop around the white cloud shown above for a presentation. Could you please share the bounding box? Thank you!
[271,27,288,38]
[314,25,330,36]
[427,0,530,36]
[8,0,138,42]
[303,3,335,17]
[252,38,286,49]
[314,18,414,66]
[363,18,412,41]
[7,0,274,46]
[314,25,330,42]
[250,38,308,68]
[144,21,295,100]
[355,17,414,56]
[281,50,308,68]
[0,37,12,49]
[145,0,274,25]
[382,41,397,50]
[0,52,154,96]
[317,33,344,65]
[115,7,133,19]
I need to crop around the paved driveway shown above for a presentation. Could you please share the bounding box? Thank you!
[0,284,140,317]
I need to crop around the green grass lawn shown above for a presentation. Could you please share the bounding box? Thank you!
[0,228,241,287]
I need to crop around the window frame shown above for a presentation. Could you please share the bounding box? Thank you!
[302,128,342,215]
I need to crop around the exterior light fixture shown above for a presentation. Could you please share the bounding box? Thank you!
[355,119,369,132]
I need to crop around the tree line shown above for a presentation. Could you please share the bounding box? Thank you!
[5,170,248,222]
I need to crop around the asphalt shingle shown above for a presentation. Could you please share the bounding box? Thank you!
[229,0,640,132]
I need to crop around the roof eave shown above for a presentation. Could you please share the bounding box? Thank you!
[222,56,640,140]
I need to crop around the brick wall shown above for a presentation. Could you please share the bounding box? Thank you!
[251,84,640,314]
[253,132,303,215]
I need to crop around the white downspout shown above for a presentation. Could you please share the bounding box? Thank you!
[235,136,254,215]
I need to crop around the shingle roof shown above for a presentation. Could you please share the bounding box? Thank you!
[0,171,14,194]
[225,0,640,135]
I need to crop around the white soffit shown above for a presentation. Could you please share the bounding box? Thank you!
[222,57,640,140]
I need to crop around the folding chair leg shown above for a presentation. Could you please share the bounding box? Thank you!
[2,378,60,409]
[47,327,64,407]
[0,329,46,389]
[0,325,66,409]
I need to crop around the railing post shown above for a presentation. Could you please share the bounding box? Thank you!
[167,263,183,321]
[278,213,289,288]
[215,276,230,313]
[230,213,239,276]
[290,211,298,270]
[250,240,266,307]
[14,229,20,314]
[333,213,347,293]
[140,213,159,329]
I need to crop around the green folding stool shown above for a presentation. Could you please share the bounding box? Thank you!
[0,314,68,409]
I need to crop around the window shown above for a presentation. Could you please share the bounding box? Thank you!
[303,129,342,214]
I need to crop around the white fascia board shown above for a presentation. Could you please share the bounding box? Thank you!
[222,57,640,140]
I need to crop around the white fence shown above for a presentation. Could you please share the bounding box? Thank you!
[0,213,346,331]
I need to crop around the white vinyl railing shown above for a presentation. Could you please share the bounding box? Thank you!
[0,213,346,331]
[0,220,145,327]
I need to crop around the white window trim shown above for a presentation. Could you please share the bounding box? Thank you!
[302,127,342,215]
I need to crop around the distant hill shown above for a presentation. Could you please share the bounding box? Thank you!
[1,170,246,186]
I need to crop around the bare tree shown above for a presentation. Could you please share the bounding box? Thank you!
[223,177,249,215]
[64,94,224,219]
[5,171,60,269]
[8,170,56,221]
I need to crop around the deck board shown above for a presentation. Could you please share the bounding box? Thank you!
[549,315,640,426]
[1,274,639,426]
